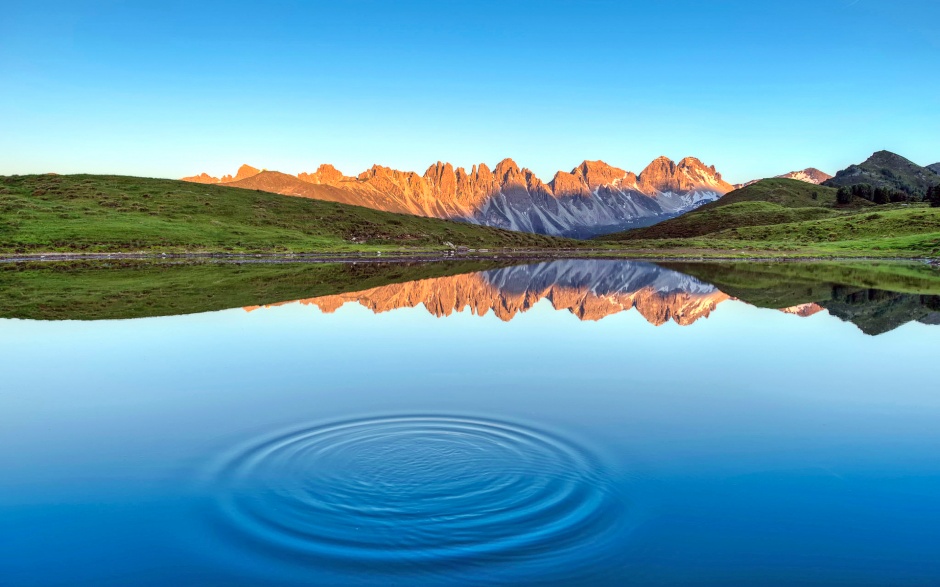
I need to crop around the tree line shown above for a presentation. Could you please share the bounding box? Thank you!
[928,184,940,208]
[836,183,910,205]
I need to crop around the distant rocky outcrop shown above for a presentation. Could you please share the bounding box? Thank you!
[928,163,940,175]
[183,157,732,237]
[779,303,826,317]
[777,168,832,184]
[181,164,261,185]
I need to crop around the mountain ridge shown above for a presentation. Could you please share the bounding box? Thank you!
[183,156,733,237]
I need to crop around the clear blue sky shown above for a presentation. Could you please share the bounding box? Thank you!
[2,0,938,184]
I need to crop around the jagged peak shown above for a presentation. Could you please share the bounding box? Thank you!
[297,163,348,185]
[550,170,590,197]
[234,164,260,180]
[316,163,342,174]
[574,159,612,172]
[493,158,520,177]
[423,160,454,177]
[640,156,677,174]
[677,156,708,169]
[552,169,579,182]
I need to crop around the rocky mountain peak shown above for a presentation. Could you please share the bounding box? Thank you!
[233,164,260,182]
[183,154,732,236]
[297,163,348,185]
[637,157,679,192]
[778,168,832,184]
[637,156,731,194]
[494,158,520,180]
[550,170,590,198]
[677,156,707,169]
[423,161,458,197]
[573,160,629,190]
[180,172,220,184]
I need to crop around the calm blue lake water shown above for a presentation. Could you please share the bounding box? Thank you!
[2,260,940,585]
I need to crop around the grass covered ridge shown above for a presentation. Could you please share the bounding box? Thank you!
[0,174,567,254]
[597,179,940,257]
[602,179,865,241]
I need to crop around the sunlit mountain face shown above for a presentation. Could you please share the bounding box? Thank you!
[184,157,733,238]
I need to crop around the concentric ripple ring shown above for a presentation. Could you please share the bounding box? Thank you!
[208,415,622,570]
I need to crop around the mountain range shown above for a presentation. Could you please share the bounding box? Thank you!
[183,150,937,239]
[184,157,733,237]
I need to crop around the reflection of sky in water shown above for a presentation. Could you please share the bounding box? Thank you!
[1,298,939,585]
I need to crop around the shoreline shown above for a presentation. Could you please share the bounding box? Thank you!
[0,249,936,265]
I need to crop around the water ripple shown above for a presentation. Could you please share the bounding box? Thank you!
[207,415,625,577]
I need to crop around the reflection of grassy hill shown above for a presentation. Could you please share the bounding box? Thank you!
[598,178,940,257]
[663,261,940,334]
[823,288,940,336]
[663,261,940,305]
[0,174,565,254]
[0,260,511,320]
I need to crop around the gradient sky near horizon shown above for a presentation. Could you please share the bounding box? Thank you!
[1,0,938,184]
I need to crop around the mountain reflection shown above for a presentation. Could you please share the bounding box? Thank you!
[245,260,940,334]
[246,260,730,325]
[3,259,938,332]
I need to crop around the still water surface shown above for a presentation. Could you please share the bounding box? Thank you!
[2,260,939,585]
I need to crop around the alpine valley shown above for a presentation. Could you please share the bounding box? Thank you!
[183,156,734,237]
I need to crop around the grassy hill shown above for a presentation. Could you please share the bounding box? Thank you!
[822,151,940,198]
[715,178,843,208]
[600,179,864,241]
[0,174,567,254]
[597,178,940,257]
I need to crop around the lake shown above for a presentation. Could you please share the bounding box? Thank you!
[2,259,939,586]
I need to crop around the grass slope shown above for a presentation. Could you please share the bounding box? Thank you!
[597,179,940,257]
[602,179,858,241]
[0,259,515,320]
[0,174,566,254]
[713,178,843,208]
